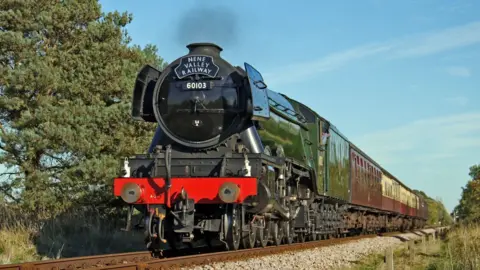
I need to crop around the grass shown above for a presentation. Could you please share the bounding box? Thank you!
[347,223,480,270]
[0,222,40,264]
[441,223,480,269]
[348,241,444,270]
[0,204,146,264]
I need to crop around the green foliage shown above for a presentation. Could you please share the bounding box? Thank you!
[0,0,166,218]
[469,164,480,180]
[413,190,453,225]
[427,197,452,225]
[453,164,480,223]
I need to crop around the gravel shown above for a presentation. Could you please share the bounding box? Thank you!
[182,231,431,270]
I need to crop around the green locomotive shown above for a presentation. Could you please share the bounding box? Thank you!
[115,42,427,254]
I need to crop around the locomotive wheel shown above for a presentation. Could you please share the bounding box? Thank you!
[225,204,241,251]
[241,219,256,249]
[257,220,271,247]
[272,221,284,246]
[309,221,318,241]
[297,232,306,243]
[283,220,295,244]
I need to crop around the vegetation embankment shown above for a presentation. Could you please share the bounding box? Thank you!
[0,204,145,264]
[349,223,480,270]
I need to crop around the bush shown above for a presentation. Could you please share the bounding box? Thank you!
[441,223,480,270]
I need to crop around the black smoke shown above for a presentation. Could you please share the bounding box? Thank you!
[175,4,239,47]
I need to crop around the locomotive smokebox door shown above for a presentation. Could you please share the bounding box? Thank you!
[244,63,270,121]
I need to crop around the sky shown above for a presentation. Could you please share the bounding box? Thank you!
[2,0,479,213]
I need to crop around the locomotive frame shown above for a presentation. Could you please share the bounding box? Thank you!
[113,43,428,255]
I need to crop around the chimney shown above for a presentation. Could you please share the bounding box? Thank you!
[186,43,223,57]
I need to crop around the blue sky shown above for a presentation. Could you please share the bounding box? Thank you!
[2,0,479,213]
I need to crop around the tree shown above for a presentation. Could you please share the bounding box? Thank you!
[413,190,453,225]
[0,0,166,218]
[434,196,452,225]
[469,164,480,181]
[454,164,480,223]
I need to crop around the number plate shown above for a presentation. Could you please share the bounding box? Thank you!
[180,81,213,90]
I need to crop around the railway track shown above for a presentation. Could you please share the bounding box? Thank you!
[0,227,449,270]
[0,231,410,270]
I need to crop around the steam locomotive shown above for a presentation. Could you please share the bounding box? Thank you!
[113,43,428,255]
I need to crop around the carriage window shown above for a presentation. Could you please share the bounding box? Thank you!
[371,167,375,186]
[369,165,372,186]
[360,159,365,184]
[370,166,376,187]
[360,159,365,185]
[355,157,359,182]
[364,161,367,185]
[367,164,372,187]
[353,156,357,178]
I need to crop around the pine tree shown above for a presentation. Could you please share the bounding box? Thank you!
[0,0,165,218]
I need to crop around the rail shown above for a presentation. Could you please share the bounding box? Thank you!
[0,251,154,270]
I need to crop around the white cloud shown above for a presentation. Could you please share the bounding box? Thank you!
[390,21,480,58]
[264,21,480,86]
[445,66,471,77]
[263,44,391,85]
[354,112,480,166]
[445,96,469,106]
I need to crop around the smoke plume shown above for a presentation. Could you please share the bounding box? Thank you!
[175,4,239,47]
